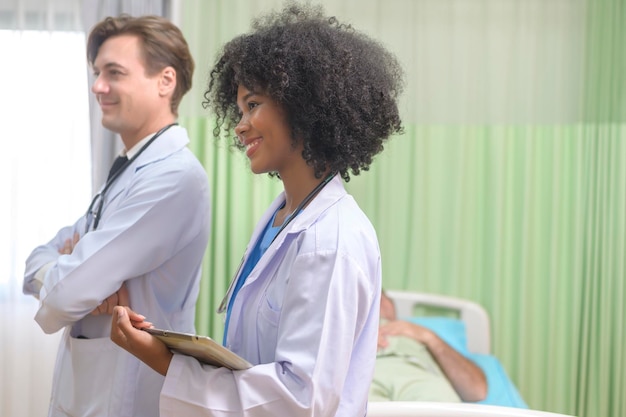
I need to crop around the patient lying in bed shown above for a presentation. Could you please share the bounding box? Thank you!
[370,291,488,403]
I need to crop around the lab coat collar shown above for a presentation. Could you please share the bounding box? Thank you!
[282,174,346,235]
[131,125,190,166]
[94,125,191,198]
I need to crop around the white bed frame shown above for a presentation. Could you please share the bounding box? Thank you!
[385,289,491,355]
[368,401,575,417]
[370,291,577,417]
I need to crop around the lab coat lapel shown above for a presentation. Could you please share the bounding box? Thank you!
[221,194,286,311]
[226,176,347,342]
[241,175,346,289]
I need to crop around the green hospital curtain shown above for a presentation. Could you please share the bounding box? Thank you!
[178,1,626,416]
[575,1,626,416]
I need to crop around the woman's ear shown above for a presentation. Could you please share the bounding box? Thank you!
[158,66,176,97]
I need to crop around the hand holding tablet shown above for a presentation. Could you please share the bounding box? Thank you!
[144,328,252,370]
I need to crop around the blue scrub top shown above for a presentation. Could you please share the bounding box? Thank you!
[223,208,281,344]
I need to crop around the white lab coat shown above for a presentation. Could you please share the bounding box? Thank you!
[23,126,211,417]
[160,175,381,417]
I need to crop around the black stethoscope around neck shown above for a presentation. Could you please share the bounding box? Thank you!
[217,171,337,314]
[83,123,177,234]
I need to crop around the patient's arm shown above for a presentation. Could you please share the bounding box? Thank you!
[379,320,488,402]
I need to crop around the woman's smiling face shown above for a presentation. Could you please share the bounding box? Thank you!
[234,85,304,176]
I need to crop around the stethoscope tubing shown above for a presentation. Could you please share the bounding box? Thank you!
[83,123,177,233]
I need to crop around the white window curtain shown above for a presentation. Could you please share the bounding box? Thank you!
[0,29,91,417]
[0,0,82,31]
[0,1,169,416]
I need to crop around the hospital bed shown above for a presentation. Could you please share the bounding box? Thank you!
[367,401,575,416]
[368,290,576,417]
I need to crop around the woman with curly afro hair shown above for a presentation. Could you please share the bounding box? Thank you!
[110,3,404,416]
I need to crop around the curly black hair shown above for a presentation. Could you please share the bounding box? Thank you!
[203,2,404,181]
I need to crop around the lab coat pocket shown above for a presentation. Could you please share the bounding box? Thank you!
[258,278,285,331]
[258,296,281,330]
[53,335,124,416]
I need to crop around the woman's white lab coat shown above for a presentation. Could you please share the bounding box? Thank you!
[160,175,382,417]
[22,126,211,417]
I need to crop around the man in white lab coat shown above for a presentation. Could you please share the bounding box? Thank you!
[22,14,211,417]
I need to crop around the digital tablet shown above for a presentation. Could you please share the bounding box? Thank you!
[143,328,252,370]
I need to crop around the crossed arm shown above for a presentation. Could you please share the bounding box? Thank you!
[57,233,129,316]
[60,233,173,374]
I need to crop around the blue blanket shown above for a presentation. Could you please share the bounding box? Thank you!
[408,317,528,408]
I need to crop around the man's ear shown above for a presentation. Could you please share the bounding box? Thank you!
[158,66,176,97]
